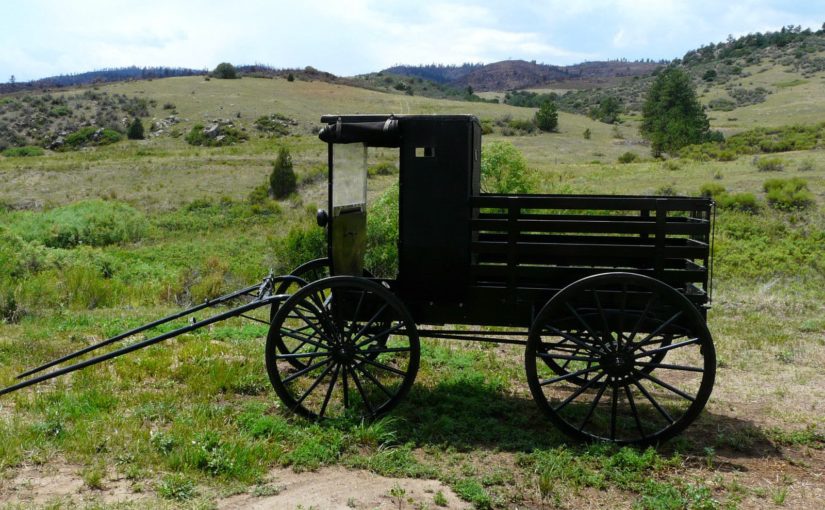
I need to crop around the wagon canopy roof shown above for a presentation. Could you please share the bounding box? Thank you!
[318,114,478,147]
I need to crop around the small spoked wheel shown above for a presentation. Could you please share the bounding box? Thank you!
[271,258,377,370]
[525,273,715,444]
[266,276,420,420]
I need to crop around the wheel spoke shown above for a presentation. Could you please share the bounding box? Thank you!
[633,337,700,359]
[349,365,375,414]
[578,377,609,432]
[634,361,704,373]
[627,294,656,343]
[624,384,645,439]
[592,289,610,344]
[276,351,331,360]
[353,363,394,399]
[353,323,407,350]
[610,379,618,441]
[565,303,602,345]
[282,358,332,385]
[632,380,675,424]
[635,370,695,402]
[347,290,367,337]
[342,366,350,409]
[633,311,684,348]
[319,363,340,418]
[553,372,606,412]
[355,355,407,378]
[358,346,412,356]
[541,325,602,354]
[294,362,336,406]
[279,328,331,352]
[351,303,389,345]
[540,365,602,386]
[536,352,599,363]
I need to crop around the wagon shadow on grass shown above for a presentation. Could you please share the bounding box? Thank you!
[384,378,783,464]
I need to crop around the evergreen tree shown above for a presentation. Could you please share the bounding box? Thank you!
[640,67,710,156]
[127,118,144,140]
[270,147,296,198]
[535,101,558,132]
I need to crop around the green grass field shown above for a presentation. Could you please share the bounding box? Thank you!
[0,74,823,509]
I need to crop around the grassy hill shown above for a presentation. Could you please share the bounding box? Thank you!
[0,40,824,509]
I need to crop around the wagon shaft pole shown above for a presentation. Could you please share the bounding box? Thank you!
[16,282,264,380]
[0,294,287,397]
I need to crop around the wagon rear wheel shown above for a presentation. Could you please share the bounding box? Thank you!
[525,272,715,444]
[266,276,419,420]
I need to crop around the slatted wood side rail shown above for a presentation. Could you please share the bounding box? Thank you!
[469,194,712,297]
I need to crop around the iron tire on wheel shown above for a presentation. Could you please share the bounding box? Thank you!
[266,276,419,420]
[525,272,715,445]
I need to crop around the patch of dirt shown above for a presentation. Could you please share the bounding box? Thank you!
[218,466,470,510]
[0,460,149,507]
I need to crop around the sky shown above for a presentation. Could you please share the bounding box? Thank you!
[1,0,824,82]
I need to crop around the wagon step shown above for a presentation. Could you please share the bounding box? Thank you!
[0,274,306,397]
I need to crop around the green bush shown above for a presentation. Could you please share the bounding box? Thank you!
[480,141,536,194]
[699,183,726,198]
[270,147,297,198]
[2,146,44,157]
[617,152,640,164]
[185,124,248,147]
[253,114,293,136]
[717,193,760,213]
[64,126,122,149]
[365,184,399,277]
[212,62,238,79]
[10,200,148,248]
[367,161,398,177]
[583,128,591,140]
[276,226,326,273]
[755,157,784,172]
[507,118,537,134]
[763,177,815,210]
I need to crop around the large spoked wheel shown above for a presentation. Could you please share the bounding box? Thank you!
[266,276,420,420]
[525,272,715,444]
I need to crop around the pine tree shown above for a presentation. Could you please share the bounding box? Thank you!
[640,67,710,156]
[270,147,296,198]
[127,118,144,140]
[535,101,558,132]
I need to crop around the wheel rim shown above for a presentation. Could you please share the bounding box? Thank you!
[526,273,715,444]
[266,276,419,420]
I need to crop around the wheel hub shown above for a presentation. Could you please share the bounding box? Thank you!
[332,345,356,363]
[600,351,633,379]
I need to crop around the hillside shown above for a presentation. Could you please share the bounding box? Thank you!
[385,59,660,91]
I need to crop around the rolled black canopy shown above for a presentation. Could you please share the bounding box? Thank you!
[318,117,400,147]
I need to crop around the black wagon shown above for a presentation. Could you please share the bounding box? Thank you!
[4,114,716,445]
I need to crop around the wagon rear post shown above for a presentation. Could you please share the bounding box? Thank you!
[3,114,717,445]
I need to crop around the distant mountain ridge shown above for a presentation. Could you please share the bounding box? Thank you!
[1,66,205,93]
[383,59,662,91]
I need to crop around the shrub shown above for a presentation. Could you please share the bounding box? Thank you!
[617,152,640,164]
[654,184,677,196]
[276,226,326,273]
[641,67,709,156]
[535,101,558,132]
[367,161,398,177]
[64,126,122,149]
[127,117,144,140]
[254,114,294,136]
[365,184,399,277]
[763,177,815,210]
[270,147,297,198]
[717,193,760,213]
[11,200,148,248]
[185,123,248,147]
[2,146,44,157]
[212,62,238,79]
[481,141,536,194]
[583,128,591,140]
[507,118,537,134]
[755,157,784,172]
[162,102,176,110]
[699,183,726,199]
[287,73,295,82]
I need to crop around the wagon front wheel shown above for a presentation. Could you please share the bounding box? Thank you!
[525,273,715,444]
[266,276,419,420]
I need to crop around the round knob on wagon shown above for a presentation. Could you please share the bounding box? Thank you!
[316,209,329,227]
